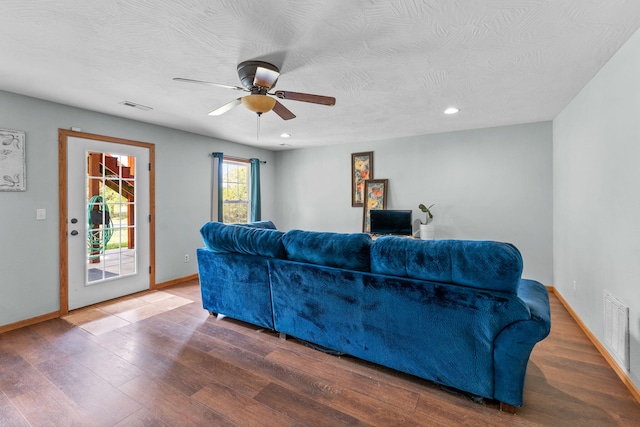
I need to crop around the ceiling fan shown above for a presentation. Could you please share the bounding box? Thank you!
[173,60,336,120]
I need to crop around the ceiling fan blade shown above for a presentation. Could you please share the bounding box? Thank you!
[173,77,246,91]
[208,98,242,116]
[274,90,336,106]
[254,67,280,90]
[272,100,296,120]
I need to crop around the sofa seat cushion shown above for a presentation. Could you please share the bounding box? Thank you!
[200,221,285,259]
[370,237,523,294]
[282,229,372,271]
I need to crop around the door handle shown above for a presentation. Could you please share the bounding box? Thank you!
[70,230,79,236]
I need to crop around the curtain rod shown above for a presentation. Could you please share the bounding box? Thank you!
[211,153,266,164]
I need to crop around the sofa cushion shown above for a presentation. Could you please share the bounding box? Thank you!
[235,220,277,229]
[282,229,372,271]
[371,237,523,293]
[371,236,452,283]
[200,221,285,258]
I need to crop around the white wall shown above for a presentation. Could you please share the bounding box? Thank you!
[0,90,275,327]
[273,121,553,284]
[554,27,640,388]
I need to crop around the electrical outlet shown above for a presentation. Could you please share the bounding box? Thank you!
[184,254,190,263]
[572,280,577,293]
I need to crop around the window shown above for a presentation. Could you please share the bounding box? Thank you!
[212,153,261,224]
[222,160,251,223]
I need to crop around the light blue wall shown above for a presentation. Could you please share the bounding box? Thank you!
[0,90,275,326]
[0,89,556,359]
[273,122,553,285]
[554,27,640,389]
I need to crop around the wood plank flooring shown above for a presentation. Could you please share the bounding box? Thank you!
[1,279,639,426]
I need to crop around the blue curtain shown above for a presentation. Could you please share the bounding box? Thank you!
[212,152,224,222]
[250,158,261,222]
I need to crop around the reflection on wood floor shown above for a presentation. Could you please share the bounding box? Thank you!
[62,290,193,335]
[0,279,638,426]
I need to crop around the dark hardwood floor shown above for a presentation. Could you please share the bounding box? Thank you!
[1,279,639,426]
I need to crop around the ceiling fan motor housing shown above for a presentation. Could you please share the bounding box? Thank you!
[237,60,280,92]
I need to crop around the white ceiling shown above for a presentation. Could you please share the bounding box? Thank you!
[1,1,640,150]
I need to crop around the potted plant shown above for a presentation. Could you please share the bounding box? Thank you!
[418,203,435,240]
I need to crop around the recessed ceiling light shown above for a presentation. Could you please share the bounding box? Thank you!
[444,107,459,115]
[280,133,291,138]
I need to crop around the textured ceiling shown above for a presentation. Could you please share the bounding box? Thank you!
[1,1,640,150]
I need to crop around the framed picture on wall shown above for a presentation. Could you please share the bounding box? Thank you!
[362,179,388,233]
[351,151,373,207]
[0,128,26,191]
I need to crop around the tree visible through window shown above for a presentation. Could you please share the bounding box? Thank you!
[222,160,250,223]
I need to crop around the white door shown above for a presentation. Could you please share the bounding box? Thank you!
[67,136,150,310]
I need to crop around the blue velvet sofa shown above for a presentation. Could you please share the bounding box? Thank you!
[197,221,551,411]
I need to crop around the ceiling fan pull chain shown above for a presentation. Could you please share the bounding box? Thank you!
[256,113,260,142]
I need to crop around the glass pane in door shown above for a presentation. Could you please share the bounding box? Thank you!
[86,151,137,284]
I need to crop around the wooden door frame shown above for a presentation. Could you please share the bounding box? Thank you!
[58,129,156,315]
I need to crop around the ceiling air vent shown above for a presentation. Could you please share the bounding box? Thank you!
[119,101,153,111]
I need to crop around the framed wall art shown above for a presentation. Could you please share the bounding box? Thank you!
[0,128,26,191]
[362,178,388,233]
[351,151,373,207]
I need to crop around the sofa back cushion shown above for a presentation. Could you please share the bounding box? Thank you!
[200,221,286,258]
[235,220,277,229]
[282,229,372,271]
[370,237,523,293]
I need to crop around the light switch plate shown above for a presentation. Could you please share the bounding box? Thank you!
[36,208,46,220]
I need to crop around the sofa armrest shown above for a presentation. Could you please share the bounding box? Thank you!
[517,279,552,330]
[493,279,551,407]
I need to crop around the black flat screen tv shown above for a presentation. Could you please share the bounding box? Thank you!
[370,210,412,236]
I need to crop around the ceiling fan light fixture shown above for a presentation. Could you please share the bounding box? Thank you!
[242,94,276,114]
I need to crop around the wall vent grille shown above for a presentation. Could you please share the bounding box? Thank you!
[603,290,630,371]
[119,101,153,111]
